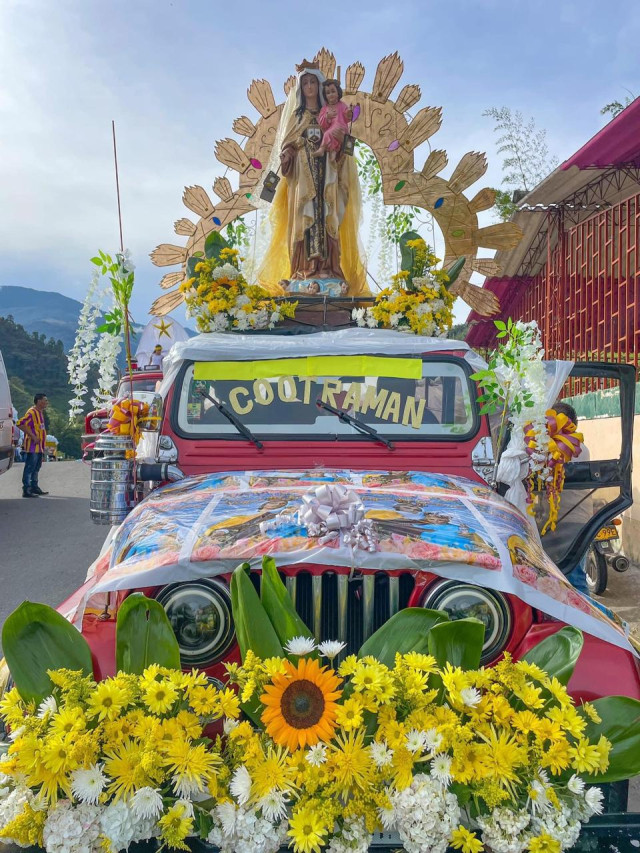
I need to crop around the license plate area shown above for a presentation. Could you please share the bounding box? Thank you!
[595,525,618,541]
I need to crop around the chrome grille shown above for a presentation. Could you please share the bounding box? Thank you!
[251,570,415,655]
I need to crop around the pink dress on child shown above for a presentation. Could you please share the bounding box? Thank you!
[317,101,350,152]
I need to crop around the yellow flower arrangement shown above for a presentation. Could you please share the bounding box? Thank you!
[180,250,296,333]
[353,237,455,336]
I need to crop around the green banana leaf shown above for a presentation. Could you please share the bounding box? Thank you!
[443,257,466,288]
[204,230,229,260]
[522,626,583,686]
[399,230,422,289]
[230,564,284,661]
[578,696,640,783]
[2,601,94,704]
[358,608,449,668]
[428,618,485,671]
[260,556,313,647]
[116,593,181,674]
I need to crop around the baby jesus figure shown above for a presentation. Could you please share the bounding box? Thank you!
[311,79,353,160]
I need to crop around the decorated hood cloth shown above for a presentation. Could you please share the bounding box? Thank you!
[70,469,636,657]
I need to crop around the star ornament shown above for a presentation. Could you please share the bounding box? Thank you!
[153,319,173,338]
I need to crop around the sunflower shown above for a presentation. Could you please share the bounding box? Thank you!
[260,658,342,751]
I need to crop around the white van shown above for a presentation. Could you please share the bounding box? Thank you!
[0,350,14,475]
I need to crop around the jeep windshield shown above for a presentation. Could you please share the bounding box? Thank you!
[175,355,476,440]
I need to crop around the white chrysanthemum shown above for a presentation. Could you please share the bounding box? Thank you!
[230,765,252,805]
[223,717,239,735]
[585,786,604,816]
[37,695,58,718]
[259,788,289,822]
[378,805,396,829]
[131,786,164,820]
[8,725,24,741]
[284,636,316,656]
[369,741,393,768]
[172,773,202,800]
[460,686,482,707]
[430,753,453,787]
[423,728,443,752]
[568,774,585,795]
[306,744,327,766]
[317,640,346,660]
[70,764,107,805]
[215,800,238,837]
[405,729,427,753]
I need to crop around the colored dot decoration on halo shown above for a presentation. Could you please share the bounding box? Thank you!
[434,197,444,208]
[245,193,252,199]
[212,217,222,226]
[351,104,361,122]
[394,181,406,192]
[250,158,262,169]
[452,229,465,238]
[387,140,400,151]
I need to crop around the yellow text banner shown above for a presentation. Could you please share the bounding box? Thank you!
[193,356,422,381]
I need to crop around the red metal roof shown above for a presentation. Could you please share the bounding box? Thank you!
[561,97,640,170]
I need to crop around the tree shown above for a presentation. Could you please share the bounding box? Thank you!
[483,107,558,221]
[600,93,636,119]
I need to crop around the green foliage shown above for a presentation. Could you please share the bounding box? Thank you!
[491,189,517,222]
[470,318,536,417]
[447,322,470,341]
[230,563,284,661]
[115,593,181,674]
[224,218,249,250]
[355,140,417,245]
[579,696,640,782]
[204,231,229,261]
[91,252,134,339]
[260,556,313,647]
[522,626,583,686]
[427,618,485,671]
[2,602,94,703]
[600,95,635,119]
[358,608,449,668]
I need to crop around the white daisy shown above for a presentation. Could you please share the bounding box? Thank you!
[259,789,289,822]
[36,696,58,719]
[460,687,482,707]
[430,753,453,787]
[405,729,427,753]
[527,780,551,815]
[422,728,443,752]
[131,787,164,819]
[317,640,346,661]
[378,806,396,829]
[369,741,393,768]
[8,725,24,741]
[567,774,585,795]
[230,765,252,805]
[70,764,107,805]
[306,744,328,766]
[585,787,604,815]
[284,636,316,656]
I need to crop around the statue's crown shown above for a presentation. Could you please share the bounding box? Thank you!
[296,59,320,73]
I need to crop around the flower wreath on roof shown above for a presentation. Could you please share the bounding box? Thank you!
[180,233,296,334]
[353,234,460,337]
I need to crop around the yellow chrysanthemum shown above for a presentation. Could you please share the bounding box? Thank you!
[335,696,364,731]
[451,825,484,853]
[103,738,149,800]
[158,802,194,851]
[217,688,240,719]
[49,706,87,738]
[163,739,221,792]
[288,805,328,853]
[528,833,561,853]
[261,658,342,751]
[188,685,220,717]
[249,744,297,798]
[0,687,26,728]
[86,680,129,721]
[142,679,178,715]
[40,733,81,776]
[568,738,602,774]
[327,730,375,795]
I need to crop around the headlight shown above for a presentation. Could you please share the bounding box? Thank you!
[89,417,103,432]
[155,580,234,666]
[422,580,512,664]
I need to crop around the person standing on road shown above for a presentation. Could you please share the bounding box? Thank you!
[17,393,49,498]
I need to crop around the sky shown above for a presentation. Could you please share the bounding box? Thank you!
[0,0,638,327]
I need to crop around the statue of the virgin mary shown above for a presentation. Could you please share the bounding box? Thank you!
[258,60,369,297]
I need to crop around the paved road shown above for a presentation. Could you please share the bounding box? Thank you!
[0,460,107,644]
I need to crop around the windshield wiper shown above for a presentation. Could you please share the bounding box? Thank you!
[197,389,264,450]
[316,399,395,450]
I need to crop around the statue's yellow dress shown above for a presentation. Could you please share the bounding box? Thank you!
[258,108,369,296]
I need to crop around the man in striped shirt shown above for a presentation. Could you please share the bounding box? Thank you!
[17,393,49,498]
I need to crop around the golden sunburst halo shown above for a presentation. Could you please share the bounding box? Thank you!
[260,658,342,751]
